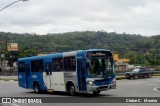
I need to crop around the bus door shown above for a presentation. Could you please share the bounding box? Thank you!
[25,64,31,88]
[44,62,52,90]
[77,57,86,91]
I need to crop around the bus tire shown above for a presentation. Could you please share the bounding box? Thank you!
[33,82,41,94]
[93,91,101,95]
[68,84,76,96]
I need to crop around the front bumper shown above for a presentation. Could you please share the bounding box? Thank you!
[87,83,116,92]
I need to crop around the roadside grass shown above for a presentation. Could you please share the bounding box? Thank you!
[116,76,126,80]
[153,74,160,76]
[0,78,18,81]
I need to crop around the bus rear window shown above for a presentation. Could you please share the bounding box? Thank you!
[18,62,25,72]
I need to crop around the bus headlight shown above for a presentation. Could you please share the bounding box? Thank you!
[87,80,95,86]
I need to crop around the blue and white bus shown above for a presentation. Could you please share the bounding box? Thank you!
[18,49,116,95]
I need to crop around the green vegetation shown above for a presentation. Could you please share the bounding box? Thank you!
[116,76,126,79]
[0,31,160,69]
[153,74,160,76]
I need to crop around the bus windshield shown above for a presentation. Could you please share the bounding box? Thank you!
[86,51,114,78]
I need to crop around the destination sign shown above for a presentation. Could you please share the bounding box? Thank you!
[86,51,112,58]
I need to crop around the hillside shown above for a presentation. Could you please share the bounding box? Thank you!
[0,31,159,67]
[1,31,158,52]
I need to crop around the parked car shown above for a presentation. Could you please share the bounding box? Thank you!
[125,68,153,79]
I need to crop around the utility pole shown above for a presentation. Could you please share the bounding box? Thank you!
[155,49,158,68]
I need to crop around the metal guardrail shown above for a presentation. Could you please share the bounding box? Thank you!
[0,69,160,76]
[116,71,160,76]
[0,69,17,76]
[152,71,160,74]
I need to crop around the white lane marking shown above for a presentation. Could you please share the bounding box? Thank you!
[153,87,160,92]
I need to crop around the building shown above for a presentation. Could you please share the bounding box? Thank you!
[113,54,131,71]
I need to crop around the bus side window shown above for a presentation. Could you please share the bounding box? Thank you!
[36,60,43,72]
[72,58,76,70]
[31,60,44,72]
[64,56,76,72]
[31,61,35,72]
[18,62,25,72]
[53,58,64,72]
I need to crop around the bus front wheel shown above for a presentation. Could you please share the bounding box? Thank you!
[34,82,41,94]
[68,84,76,96]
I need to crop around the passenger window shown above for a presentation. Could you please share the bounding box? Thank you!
[52,58,64,72]
[35,60,44,72]
[31,60,44,72]
[31,61,35,72]
[18,62,25,72]
[64,56,76,72]
[45,63,52,72]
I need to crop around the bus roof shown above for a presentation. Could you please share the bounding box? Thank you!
[18,52,63,61]
[85,49,110,52]
[18,49,111,61]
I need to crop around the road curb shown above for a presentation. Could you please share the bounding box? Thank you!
[116,74,160,80]
[0,80,17,82]
[0,78,18,81]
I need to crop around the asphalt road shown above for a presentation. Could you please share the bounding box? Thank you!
[0,76,160,106]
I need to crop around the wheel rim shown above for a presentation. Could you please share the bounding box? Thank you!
[70,86,75,95]
[35,84,39,93]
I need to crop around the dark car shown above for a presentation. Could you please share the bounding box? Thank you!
[125,68,153,79]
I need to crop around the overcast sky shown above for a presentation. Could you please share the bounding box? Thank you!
[1,0,160,36]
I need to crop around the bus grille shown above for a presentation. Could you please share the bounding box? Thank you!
[97,86,109,90]
[95,79,106,82]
